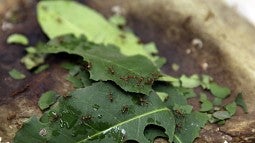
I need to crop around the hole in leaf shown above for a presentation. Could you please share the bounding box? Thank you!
[123,140,139,143]
[144,124,168,142]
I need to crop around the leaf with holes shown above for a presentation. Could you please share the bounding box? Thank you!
[36,35,160,94]
[14,82,175,143]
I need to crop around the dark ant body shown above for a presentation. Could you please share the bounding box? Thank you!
[108,67,115,75]
[121,105,129,114]
[108,92,113,102]
[85,62,92,70]
[81,115,93,122]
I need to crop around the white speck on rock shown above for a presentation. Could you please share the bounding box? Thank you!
[186,48,191,54]
[1,21,13,31]
[39,128,47,137]
[111,5,123,15]
[201,62,209,71]
[192,38,203,49]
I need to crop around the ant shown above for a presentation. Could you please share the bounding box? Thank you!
[85,62,92,70]
[121,105,129,114]
[81,115,93,122]
[108,92,113,102]
[108,66,115,75]
[139,97,148,106]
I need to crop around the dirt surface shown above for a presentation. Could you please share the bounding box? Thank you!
[0,0,255,142]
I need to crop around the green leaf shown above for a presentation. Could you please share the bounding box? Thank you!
[200,100,213,112]
[14,82,175,143]
[180,74,200,88]
[8,69,26,80]
[176,88,197,99]
[209,82,230,99]
[21,47,46,70]
[153,84,188,107]
[154,57,167,68]
[213,97,222,106]
[200,75,213,89]
[212,111,231,120]
[38,91,59,110]
[174,112,208,143]
[199,93,208,103]
[199,93,213,112]
[235,93,248,113]
[34,64,49,74]
[61,62,93,88]
[7,33,29,45]
[61,62,77,70]
[13,117,50,143]
[158,74,179,83]
[225,102,237,116]
[37,1,155,61]
[37,35,160,94]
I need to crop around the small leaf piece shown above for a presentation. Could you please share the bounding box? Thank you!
[38,91,59,110]
[8,69,26,80]
[212,111,231,120]
[21,47,46,70]
[213,97,222,106]
[200,101,213,112]
[200,75,213,89]
[180,74,200,88]
[7,33,29,45]
[225,102,237,116]
[34,64,49,74]
[209,83,230,99]
[199,93,213,112]
[235,93,248,113]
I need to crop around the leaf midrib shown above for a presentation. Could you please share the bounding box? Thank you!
[77,107,170,142]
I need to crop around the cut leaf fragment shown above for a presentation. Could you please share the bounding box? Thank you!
[180,74,200,88]
[235,93,248,113]
[7,33,29,45]
[209,82,230,99]
[38,91,59,110]
[8,69,26,80]
[212,111,231,120]
[225,102,237,116]
[200,100,213,112]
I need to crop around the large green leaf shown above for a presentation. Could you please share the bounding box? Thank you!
[37,35,160,94]
[37,0,154,61]
[14,82,175,143]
